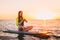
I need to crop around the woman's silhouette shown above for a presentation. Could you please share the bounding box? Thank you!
[16,10,27,40]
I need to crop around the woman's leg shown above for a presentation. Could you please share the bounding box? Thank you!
[24,26,33,32]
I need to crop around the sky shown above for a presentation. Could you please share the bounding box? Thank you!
[0,0,60,20]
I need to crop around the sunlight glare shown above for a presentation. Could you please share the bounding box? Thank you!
[33,11,55,20]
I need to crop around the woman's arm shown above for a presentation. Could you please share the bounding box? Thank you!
[23,19,27,22]
[23,17,27,22]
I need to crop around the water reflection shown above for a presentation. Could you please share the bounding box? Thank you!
[48,36,56,40]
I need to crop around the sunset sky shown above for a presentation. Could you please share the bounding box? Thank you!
[0,0,60,20]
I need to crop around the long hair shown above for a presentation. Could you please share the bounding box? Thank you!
[18,11,23,22]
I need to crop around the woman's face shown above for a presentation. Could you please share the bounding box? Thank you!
[19,12,23,17]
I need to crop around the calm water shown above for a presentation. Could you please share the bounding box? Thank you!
[0,19,60,40]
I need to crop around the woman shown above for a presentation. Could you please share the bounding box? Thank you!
[16,11,27,40]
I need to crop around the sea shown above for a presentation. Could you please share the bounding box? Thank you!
[0,19,60,40]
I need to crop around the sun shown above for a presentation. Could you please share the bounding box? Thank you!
[33,11,55,20]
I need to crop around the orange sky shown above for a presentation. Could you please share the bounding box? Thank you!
[0,0,60,20]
